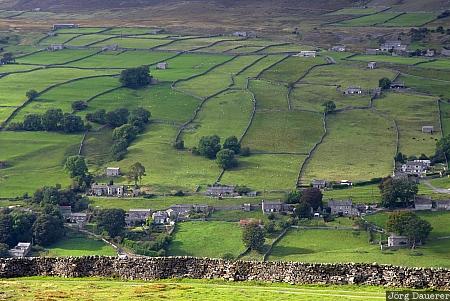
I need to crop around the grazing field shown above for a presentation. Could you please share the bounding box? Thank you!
[176,55,261,98]
[290,84,370,112]
[417,59,450,70]
[40,33,82,45]
[349,54,430,65]
[109,124,219,192]
[269,228,450,268]
[84,83,200,123]
[381,13,437,27]
[302,110,396,182]
[152,53,230,82]
[0,278,387,301]
[81,127,114,170]
[56,27,107,34]
[303,63,397,89]
[13,76,120,122]
[103,27,162,35]
[168,221,245,258]
[323,184,381,204]
[233,55,285,88]
[400,74,450,99]
[0,131,81,198]
[260,56,325,84]
[0,64,42,73]
[65,34,112,47]
[374,92,440,156]
[242,110,324,153]
[336,12,402,26]
[221,154,306,190]
[157,37,240,51]
[260,44,315,53]
[45,234,117,257]
[0,107,16,124]
[440,101,450,136]
[92,37,172,49]
[182,90,253,148]
[250,79,288,110]
[68,50,175,69]
[0,68,115,108]
[16,49,97,65]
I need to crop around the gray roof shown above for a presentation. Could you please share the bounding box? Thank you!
[414,198,432,205]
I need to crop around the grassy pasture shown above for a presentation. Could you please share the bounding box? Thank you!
[417,59,450,70]
[228,46,266,54]
[182,90,253,148]
[13,76,120,122]
[84,83,200,123]
[290,84,370,112]
[250,79,288,110]
[103,27,162,35]
[381,13,438,27]
[45,234,116,257]
[349,54,430,65]
[168,221,245,258]
[56,27,107,34]
[107,124,219,192]
[400,74,450,99]
[39,33,82,45]
[260,56,325,84]
[0,278,387,301]
[260,44,315,53]
[0,68,114,107]
[16,49,97,65]
[323,184,381,204]
[269,228,450,268]
[302,110,396,182]
[0,131,80,198]
[68,50,175,68]
[221,154,306,190]
[336,12,402,26]
[242,110,324,153]
[233,55,286,88]
[65,34,111,47]
[157,37,241,51]
[440,101,450,136]
[92,37,172,49]
[0,108,16,124]
[303,63,397,89]
[152,53,230,82]
[176,55,261,98]
[0,64,42,73]
[0,10,23,18]
[81,127,114,171]
[200,39,276,53]
[374,92,440,156]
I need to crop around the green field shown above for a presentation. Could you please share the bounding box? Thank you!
[65,34,111,47]
[0,64,42,74]
[92,37,171,49]
[260,56,325,84]
[250,79,288,110]
[374,92,440,156]
[40,33,82,45]
[349,55,430,65]
[0,278,387,301]
[418,59,450,70]
[168,221,246,258]
[233,55,286,88]
[381,13,437,27]
[302,110,396,182]
[337,12,403,26]
[400,74,450,99]
[221,154,306,190]
[45,234,117,257]
[56,27,107,34]
[182,90,253,148]
[17,49,97,65]
[0,131,81,198]
[157,37,240,51]
[323,184,381,204]
[243,110,324,153]
[260,44,315,53]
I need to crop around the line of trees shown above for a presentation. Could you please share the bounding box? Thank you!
[8,108,86,133]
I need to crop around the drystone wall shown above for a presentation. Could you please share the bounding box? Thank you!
[1,256,450,289]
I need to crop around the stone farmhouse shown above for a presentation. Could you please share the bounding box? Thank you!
[380,41,408,54]
[125,209,152,226]
[312,179,327,189]
[261,200,293,214]
[8,242,32,258]
[47,44,65,51]
[152,211,170,225]
[205,185,238,197]
[169,204,210,220]
[232,31,256,38]
[327,200,360,216]
[295,50,316,58]
[102,44,119,52]
[331,45,346,52]
[52,24,79,31]
[425,49,436,57]
[106,167,120,177]
[343,86,363,95]
[367,61,377,69]
[388,235,409,248]
[69,213,88,228]
[390,82,406,89]
[401,160,430,177]
[436,200,450,210]
[414,197,433,210]
[156,62,168,70]
[91,183,124,197]
[422,126,434,134]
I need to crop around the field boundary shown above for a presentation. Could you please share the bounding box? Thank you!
[263,227,289,262]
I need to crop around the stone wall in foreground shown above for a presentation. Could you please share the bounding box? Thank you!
[1,256,450,289]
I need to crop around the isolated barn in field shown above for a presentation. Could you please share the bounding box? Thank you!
[106,167,120,177]
[343,86,362,95]
[156,62,169,70]
[422,126,434,134]
[367,61,377,69]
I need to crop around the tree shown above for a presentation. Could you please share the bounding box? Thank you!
[41,109,63,131]
[295,201,312,218]
[32,214,65,246]
[26,89,39,100]
[113,124,137,143]
[119,66,152,89]
[128,162,146,186]
[23,114,42,131]
[198,135,221,159]
[379,177,418,209]
[0,213,13,247]
[436,135,450,159]
[0,243,8,258]
[223,136,241,154]
[61,113,85,133]
[240,146,251,157]
[2,52,14,64]
[106,108,129,128]
[387,211,432,248]
[394,152,407,164]
[71,100,88,111]
[97,209,125,237]
[64,155,88,179]
[242,223,265,251]
[379,77,392,90]
[285,190,301,204]
[216,149,237,169]
[129,107,151,131]
[86,109,106,124]
[11,211,36,243]
[300,188,323,210]
[322,100,336,114]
